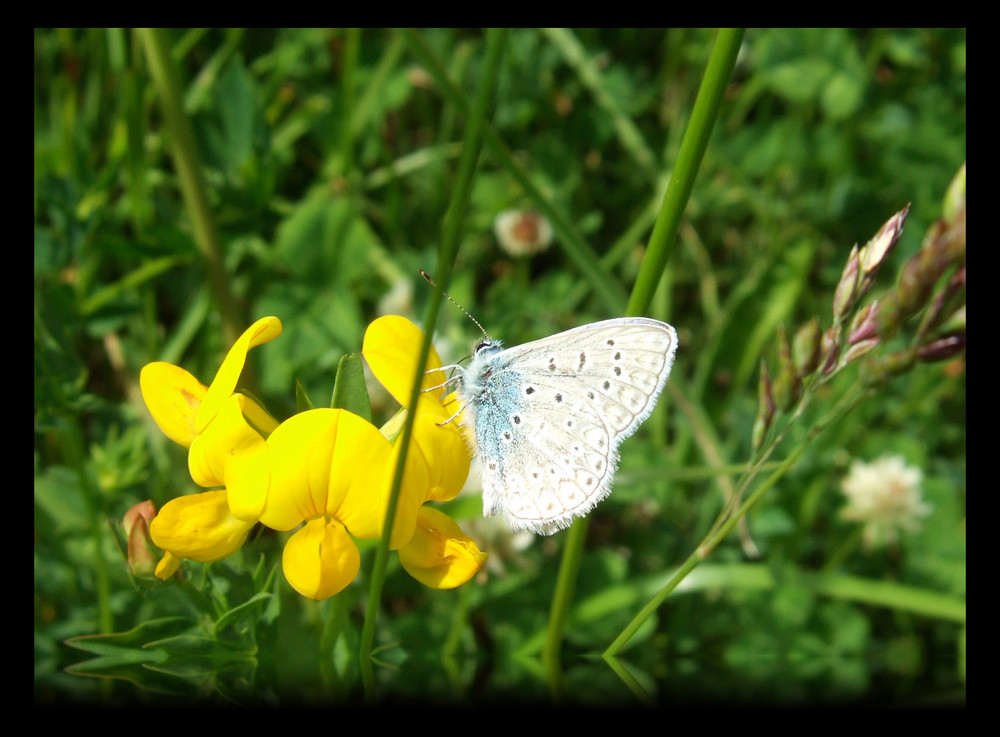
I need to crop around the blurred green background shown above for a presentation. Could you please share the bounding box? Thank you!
[34,28,965,706]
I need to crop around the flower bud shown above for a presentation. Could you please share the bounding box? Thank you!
[793,317,822,378]
[820,325,842,377]
[124,500,159,579]
[917,331,966,363]
[833,245,860,321]
[942,163,966,226]
[753,360,776,452]
[772,326,801,412]
[922,264,966,337]
[860,349,916,387]
[841,337,880,366]
[847,301,880,347]
[859,205,910,279]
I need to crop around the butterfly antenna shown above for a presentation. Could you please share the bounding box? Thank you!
[420,270,490,339]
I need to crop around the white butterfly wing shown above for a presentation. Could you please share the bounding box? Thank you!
[471,318,677,534]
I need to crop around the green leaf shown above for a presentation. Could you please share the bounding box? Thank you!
[331,353,372,421]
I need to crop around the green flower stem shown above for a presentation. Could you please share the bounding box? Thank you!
[544,28,745,695]
[319,593,350,698]
[441,584,472,697]
[604,383,872,659]
[605,438,810,658]
[542,517,586,703]
[398,28,627,315]
[137,28,244,349]
[337,28,360,177]
[358,28,507,702]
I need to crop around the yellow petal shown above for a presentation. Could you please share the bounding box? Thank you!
[154,551,181,580]
[335,421,427,550]
[259,409,349,531]
[241,393,280,436]
[187,395,269,511]
[362,315,448,407]
[398,506,487,589]
[260,408,422,549]
[196,317,282,433]
[409,395,471,503]
[224,395,272,520]
[139,362,208,448]
[282,517,360,600]
[149,490,256,563]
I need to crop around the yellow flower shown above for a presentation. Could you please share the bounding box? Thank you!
[362,315,470,504]
[139,318,282,579]
[140,314,486,596]
[251,313,472,598]
[149,490,257,578]
[363,315,487,588]
[140,317,281,450]
[256,407,429,599]
[398,506,489,589]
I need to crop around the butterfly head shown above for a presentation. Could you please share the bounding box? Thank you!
[472,336,504,359]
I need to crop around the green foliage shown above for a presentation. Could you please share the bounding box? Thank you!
[34,28,964,706]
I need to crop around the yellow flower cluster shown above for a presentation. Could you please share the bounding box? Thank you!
[139,315,486,599]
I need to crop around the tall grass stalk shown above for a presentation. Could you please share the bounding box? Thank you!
[137,28,244,349]
[358,28,507,701]
[542,28,746,700]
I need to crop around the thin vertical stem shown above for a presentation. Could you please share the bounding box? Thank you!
[137,28,243,348]
[628,28,744,317]
[543,28,745,692]
[358,28,508,702]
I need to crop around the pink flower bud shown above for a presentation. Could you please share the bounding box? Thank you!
[124,500,159,579]
[833,245,860,321]
[847,301,880,346]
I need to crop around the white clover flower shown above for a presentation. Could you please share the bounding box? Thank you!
[493,210,553,257]
[840,455,931,549]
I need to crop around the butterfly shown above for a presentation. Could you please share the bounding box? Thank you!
[450,318,677,535]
